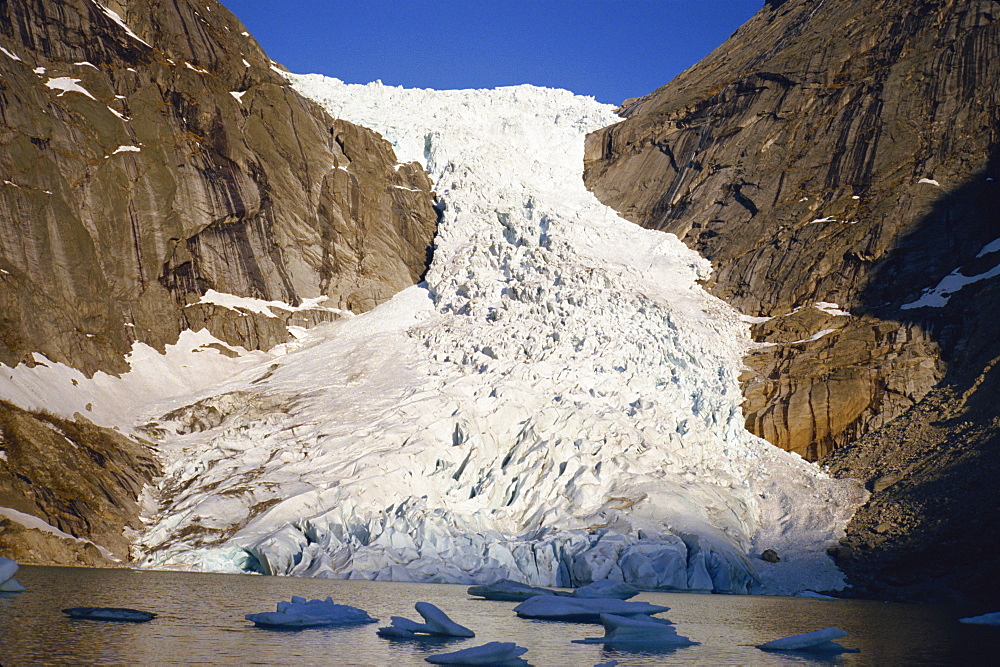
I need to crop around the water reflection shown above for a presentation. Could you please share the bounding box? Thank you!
[1,566,998,665]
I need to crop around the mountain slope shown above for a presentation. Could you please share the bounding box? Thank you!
[127,76,864,596]
[0,0,437,564]
[584,0,1000,602]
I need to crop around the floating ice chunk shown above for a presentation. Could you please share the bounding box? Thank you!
[245,596,378,629]
[960,611,1000,625]
[792,590,839,600]
[573,613,698,648]
[917,178,940,186]
[467,579,560,602]
[426,641,528,665]
[572,579,640,600]
[0,556,26,592]
[757,627,857,653]
[45,77,97,100]
[63,607,156,622]
[513,595,668,623]
[377,602,475,638]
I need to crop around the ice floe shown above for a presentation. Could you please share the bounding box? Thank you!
[467,579,562,602]
[513,595,669,623]
[426,641,529,665]
[573,613,698,648]
[960,611,1000,625]
[245,596,378,629]
[0,556,26,592]
[571,579,640,600]
[62,607,156,622]
[377,601,474,638]
[757,626,857,653]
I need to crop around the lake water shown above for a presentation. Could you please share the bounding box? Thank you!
[1,566,997,665]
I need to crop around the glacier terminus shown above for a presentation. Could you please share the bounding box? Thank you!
[126,75,865,595]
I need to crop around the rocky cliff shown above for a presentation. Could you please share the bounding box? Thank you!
[0,0,437,563]
[584,0,1000,602]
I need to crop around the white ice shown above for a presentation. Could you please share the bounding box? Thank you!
[573,613,698,648]
[0,556,26,592]
[377,601,475,638]
[2,72,864,595]
[513,595,669,623]
[245,595,377,628]
[756,626,850,651]
[960,611,1000,625]
[571,579,639,600]
[426,641,528,665]
[466,579,561,602]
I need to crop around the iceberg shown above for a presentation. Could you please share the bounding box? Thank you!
[377,601,475,638]
[467,579,562,602]
[757,627,858,653]
[571,579,640,600]
[0,556,26,592]
[245,596,378,629]
[62,607,156,622]
[573,613,698,648]
[513,595,668,623]
[959,611,1000,625]
[426,641,529,665]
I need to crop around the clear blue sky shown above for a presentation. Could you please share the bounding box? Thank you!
[222,1,761,105]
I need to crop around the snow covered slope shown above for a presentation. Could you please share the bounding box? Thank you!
[130,77,864,594]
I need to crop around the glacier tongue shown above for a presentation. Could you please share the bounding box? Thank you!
[134,76,864,595]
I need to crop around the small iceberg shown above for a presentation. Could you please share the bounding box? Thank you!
[426,641,529,665]
[63,607,157,622]
[513,595,669,623]
[757,627,858,654]
[467,578,562,602]
[960,611,1000,625]
[246,596,378,629]
[573,613,698,649]
[377,601,475,638]
[0,556,26,592]
[571,579,640,600]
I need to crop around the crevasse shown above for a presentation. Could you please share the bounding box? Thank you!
[134,77,864,595]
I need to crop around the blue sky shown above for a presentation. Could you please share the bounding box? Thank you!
[222,1,761,105]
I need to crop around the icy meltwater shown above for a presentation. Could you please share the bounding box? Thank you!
[2,567,997,665]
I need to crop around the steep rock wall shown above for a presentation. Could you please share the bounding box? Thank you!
[0,0,437,565]
[584,0,1000,602]
[585,0,999,460]
[0,0,438,377]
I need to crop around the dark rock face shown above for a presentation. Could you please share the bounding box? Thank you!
[584,0,999,460]
[0,0,437,564]
[585,0,1000,602]
[0,0,438,377]
[0,400,159,564]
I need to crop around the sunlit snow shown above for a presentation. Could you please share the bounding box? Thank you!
[124,76,865,594]
[45,77,96,100]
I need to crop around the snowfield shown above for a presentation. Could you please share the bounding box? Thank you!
[1,76,865,594]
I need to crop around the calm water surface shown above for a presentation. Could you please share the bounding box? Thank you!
[1,566,998,665]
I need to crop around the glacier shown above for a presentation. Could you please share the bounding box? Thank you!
[100,76,866,594]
